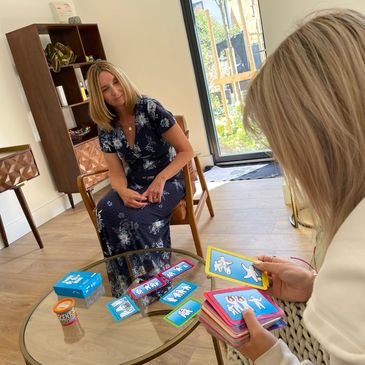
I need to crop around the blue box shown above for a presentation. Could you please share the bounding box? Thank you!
[53,271,102,298]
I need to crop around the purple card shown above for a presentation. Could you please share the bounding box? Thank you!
[159,260,194,280]
[128,276,166,300]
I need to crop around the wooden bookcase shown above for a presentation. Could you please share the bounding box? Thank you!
[6,24,108,207]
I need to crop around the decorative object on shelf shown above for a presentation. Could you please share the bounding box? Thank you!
[44,42,77,72]
[0,144,44,248]
[50,1,77,23]
[69,126,91,143]
[85,55,94,62]
[68,16,82,24]
[56,85,68,106]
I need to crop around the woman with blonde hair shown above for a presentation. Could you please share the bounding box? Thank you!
[87,61,193,297]
[237,9,365,364]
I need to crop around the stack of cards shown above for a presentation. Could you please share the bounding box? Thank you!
[200,246,286,347]
[199,286,285,348]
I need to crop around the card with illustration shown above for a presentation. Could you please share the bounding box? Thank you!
[106,295,140,321]
[204,286,284,326]
[164,298,202,327]
[159,281,198,306]
[205,246,269,289]
[159,260,194,280]
[128,276,166,300]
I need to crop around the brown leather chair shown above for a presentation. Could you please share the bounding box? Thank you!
[77,115,214,257]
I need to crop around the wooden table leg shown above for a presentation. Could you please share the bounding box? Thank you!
[67,193,75,209]
[13,185,44,248]
[212,336,225,365]
[0,214,9,247]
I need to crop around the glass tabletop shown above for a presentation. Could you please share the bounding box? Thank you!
[20,248,215,365]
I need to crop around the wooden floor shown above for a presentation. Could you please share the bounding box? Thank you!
[0,178,314,365]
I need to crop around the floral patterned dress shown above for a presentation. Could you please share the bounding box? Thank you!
[97,96,185,298]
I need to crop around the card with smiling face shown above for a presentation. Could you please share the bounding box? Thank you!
[205,246,269,290]
[163,298,202,328]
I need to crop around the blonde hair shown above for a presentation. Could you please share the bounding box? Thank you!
[87,61,141,131]
[244,9,365,250]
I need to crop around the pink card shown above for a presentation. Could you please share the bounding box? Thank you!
[128,275,166,300]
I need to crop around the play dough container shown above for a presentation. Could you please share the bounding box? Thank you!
[52,298,77,326]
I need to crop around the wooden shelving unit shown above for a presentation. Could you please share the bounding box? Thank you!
[6,24,108,207]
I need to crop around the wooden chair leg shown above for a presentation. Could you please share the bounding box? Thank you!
[194,156,214,217]
[189,215,203,258]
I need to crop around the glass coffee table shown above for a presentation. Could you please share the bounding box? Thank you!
[19,248,224,364]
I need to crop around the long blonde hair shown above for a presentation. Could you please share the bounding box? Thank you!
[87,61,141,131]
[244,9,365,250]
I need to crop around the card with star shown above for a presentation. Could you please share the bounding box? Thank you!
[205,246,269,289]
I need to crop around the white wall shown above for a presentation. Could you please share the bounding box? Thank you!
[260,0,365,54]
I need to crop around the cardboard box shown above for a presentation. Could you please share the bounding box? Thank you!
[57,284,105,308]
[54,271,102,298]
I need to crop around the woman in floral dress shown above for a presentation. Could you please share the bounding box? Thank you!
[87,61,193,297]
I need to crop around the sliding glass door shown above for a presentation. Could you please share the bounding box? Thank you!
[181,0,270,164]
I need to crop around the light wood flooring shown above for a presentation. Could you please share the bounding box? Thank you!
[0,177,314,365]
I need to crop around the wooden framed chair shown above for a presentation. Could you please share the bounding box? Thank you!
[77,115,214,258]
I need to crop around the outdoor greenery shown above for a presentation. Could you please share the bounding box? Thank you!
[195,2,267,155]
[212,96,268,154]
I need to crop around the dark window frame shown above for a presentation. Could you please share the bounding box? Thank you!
[180,0,272,165]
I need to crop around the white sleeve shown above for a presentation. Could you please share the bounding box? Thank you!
[254,340,313,365]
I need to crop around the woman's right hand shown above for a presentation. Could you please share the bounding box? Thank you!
[119,188,148,208]
[254,256,316,302]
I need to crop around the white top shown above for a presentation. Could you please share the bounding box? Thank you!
[255,198,365,365]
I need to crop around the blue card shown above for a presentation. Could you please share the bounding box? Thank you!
[160,281,198,306]
[106,295,140,321]
[205,246,269,289]
[159,260,194,280]
[164,298,202,327]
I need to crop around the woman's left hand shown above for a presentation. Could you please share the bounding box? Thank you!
[143,176,166,203]
[237,309,278,361]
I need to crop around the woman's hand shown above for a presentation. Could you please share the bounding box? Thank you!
[254,256,316,302]
[237,309,277,361]
[119,188,148,208]
[142,175,166,203]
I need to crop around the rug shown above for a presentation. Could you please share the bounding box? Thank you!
[203,162,281,182]
[232,161,282,181]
